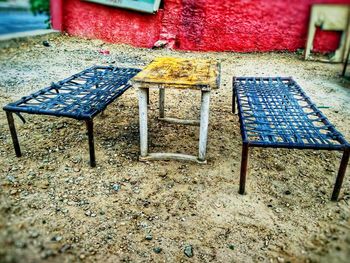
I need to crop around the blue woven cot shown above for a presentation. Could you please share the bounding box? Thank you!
[3,66,141,167]
[233,77,350,201]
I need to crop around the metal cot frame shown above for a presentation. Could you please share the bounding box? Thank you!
[232,77,350,201]
[3,66,141,167]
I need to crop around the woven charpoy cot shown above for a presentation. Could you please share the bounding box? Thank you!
[3,66,141,167]
[232,77,350,201]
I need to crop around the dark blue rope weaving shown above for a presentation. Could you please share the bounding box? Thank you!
[3,66,141,120]
[234,77,349,150]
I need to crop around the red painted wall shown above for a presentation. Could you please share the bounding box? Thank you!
[55,0,350,52]
[51,0,63,31]
[61,0,163,47]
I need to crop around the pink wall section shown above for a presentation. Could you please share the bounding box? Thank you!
[50,0,63,31]
[52,0,350,52]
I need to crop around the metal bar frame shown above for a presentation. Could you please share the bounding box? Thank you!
[233,76,350,201]
[3,66,141,167]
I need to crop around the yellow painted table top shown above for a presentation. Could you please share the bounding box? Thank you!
[131,57,220,90]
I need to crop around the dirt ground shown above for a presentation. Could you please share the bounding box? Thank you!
[0,34,350,263]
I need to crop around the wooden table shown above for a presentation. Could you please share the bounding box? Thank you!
[131,57,220,163]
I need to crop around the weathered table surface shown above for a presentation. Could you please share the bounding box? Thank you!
[132,57,220,90]
[132,57,221,163]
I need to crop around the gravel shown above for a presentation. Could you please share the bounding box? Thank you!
[0,34,349,263]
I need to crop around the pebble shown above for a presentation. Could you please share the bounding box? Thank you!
[60,244,71,253]
[153,247,162,254]
[112,184,121,192]
[42,40,50,47]
[72,157,82,164]
[10,189,18,195]
[52,236,62,242]
[28,172,36,179]
[56,123,64,129]
[184,245,193,257]
[62,208,68,214]
[275,208,283,213]
[145,234,153,240]
[157,170,168,178]
[41,250,54,259]
[85,210,92,216]
[30,231,40,238]
[7,175,15,183]
[228,244,235,250]
[14,240,26,248]
[38,180,50,189]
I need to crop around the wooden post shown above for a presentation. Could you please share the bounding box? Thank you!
[331,147,350,201]
[139,88,148,157]
[159,88,165,118]
[198,90,211,161]
[85,119,96,167]
[239,143,249,195]
[6,111,21,157]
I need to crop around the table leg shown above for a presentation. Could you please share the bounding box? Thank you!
[198,90,211,161]
[139,88,148,157]
[159,88,165,118]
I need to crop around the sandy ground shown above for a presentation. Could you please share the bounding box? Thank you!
[0,34,350,263]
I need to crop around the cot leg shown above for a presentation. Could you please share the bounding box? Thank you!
[159,88,165,118]
[139,88,148,157]
[331,148,350,201]
[239,143,249,195]
[6,111,21,157]
[85,119,96,167]
[198,91,211,161]
[232,86,236,114]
